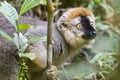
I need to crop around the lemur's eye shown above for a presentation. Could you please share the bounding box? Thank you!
[76,24,82,29]
[90,22,94,27]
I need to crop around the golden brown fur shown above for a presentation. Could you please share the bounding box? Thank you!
[67,8,94,20]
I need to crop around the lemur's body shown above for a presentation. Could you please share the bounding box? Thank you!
[25,8,97,80]
[0,8,97,80]
[26,23,85,67]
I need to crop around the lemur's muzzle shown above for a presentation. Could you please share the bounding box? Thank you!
[82,27,97,40]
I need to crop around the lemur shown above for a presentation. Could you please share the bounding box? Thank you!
[0,7,97,80]
[24,7,97,80]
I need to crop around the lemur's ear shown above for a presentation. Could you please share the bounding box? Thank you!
[58,23,69,32]
[54,9,68,22]
[54,9,68,17]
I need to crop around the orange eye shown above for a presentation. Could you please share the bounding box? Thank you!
[76,24,82,29]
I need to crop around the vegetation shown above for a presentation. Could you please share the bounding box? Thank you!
[0,0,46,80]
[0,0,120,80]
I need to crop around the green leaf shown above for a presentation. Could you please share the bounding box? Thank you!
[19,33,28,52]
[39,0,46,5]
[20,0,41,16]
[96,22,110,30]
[95,0,101,3]
[99,3,114,15]
[98,72,105,79]
[97,60,103,68]
[18,53,36,60]
[0,30,13,42]
[13,33,19,49]
[19,24,31,31]
[90,53,103,63]
[13,33,28,52]
[28,36,47,43]
[0,1,18,31]
[88,0,94,10]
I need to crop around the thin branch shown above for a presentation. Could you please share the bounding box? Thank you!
[46,0,54,71]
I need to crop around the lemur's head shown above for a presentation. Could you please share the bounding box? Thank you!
[57,8,97,47]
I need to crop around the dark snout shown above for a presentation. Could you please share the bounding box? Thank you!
[82,28,97,40]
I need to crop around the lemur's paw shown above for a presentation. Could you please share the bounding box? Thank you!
[45,65,57,79]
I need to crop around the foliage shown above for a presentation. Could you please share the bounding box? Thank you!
[20,0,45,16]
[0,1,18,30]
[0,30,13,42]
[89,52,117,80]
[18,24,31,32]
[0,0,46,80]
[84,0,119,80]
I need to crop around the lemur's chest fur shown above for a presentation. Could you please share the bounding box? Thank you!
[52,24,85,66]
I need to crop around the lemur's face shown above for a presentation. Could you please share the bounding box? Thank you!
[57,8,97,47]
[70,16,97,40]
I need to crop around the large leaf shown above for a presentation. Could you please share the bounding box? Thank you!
[0,30,13,42]
[20,0,41,16]
[0,1,18,31]
[18,53,36,60]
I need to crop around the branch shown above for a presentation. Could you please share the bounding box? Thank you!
[46,0,54,72]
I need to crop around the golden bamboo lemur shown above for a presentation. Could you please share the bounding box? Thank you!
[25,7,97,80]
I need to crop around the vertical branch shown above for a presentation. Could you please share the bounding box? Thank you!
[15,0,20,14]
[46,0,54,69]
